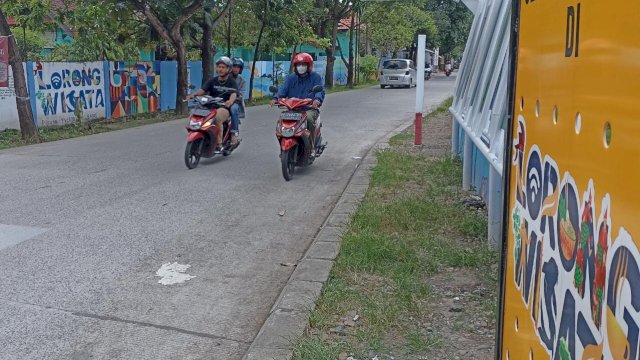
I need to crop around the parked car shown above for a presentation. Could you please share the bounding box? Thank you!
[380,59,417,89]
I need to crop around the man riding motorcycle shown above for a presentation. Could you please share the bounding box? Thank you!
[270,53,325,153]
[230,57,246,139]
[187,56,238,151]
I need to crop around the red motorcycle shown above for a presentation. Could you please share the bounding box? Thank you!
[270,85,327,181]
[184,86,239,169]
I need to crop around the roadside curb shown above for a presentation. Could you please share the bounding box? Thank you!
[241,117,416,360]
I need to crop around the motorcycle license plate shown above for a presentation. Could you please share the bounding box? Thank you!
[280,112,302,121]
[191,109,211,117]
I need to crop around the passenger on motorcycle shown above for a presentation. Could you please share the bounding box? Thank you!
[270,53,325,151]
[187,56,238,152]
[230,57,246,139]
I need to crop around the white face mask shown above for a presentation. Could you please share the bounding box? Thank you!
[296,64,308,75]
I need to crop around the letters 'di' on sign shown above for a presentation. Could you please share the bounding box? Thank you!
[498,0,640,359]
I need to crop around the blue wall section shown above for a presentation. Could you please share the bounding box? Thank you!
[160,62,177,111]
[25,62,38,127]
[188,61,203,89]
[456,123,491,199]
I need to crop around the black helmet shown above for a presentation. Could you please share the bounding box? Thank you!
[216,56,232,68]
[231,57,245,71]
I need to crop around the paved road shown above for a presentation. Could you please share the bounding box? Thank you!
[0,75,455,359]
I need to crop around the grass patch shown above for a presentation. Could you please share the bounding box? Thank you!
[246,96,273,107]
[434,96,453,114]
[0,111,183,151]
[388,96,454,146]
[327,80,379,94]
[293,338,347,360]
[293,99,498,359]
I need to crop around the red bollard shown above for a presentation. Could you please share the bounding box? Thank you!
[415,112,423,145]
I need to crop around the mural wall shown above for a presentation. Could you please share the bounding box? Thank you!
[0,59,355,129]
[109,61,161,118]
[34,62,106,126]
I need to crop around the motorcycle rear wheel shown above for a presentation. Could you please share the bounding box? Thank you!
[281,147,296,181]
[185,139,203,169]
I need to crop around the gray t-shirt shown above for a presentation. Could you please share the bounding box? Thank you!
[233,75,246,101]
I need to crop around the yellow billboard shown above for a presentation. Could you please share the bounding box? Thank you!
[499,0,640,359]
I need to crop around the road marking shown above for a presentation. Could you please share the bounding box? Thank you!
[0,224,47,251]
[155,262,196,285]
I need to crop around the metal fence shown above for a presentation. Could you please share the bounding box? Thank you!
[451,0,511,248]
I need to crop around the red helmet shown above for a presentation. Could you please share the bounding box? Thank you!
[293,52,314,71]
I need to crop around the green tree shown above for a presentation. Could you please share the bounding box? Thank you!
[126,0,205,115]
[364,1,437,57]
[0,0,49,141]
[15,28,47,60]
[425,0,472,59]
[187,0,234,82]
[313,0,351,88]
[52,0,144,61]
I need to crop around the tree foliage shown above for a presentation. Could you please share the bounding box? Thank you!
[51,0,144,61]
[425,0,473,58]
[14,28,47,60]
[364,0,437,57]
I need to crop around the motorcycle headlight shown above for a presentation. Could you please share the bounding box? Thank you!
[189,120,201,130]
[281,127,295,137]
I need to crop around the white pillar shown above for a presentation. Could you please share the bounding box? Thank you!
[451,119,459,155]
[463,134,473,191]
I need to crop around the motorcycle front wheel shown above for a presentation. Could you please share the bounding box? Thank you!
[281,147,296,181]
[185,139,203,169]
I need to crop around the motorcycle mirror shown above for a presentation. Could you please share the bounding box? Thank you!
[311,85,324,93]
[269,86,278,94]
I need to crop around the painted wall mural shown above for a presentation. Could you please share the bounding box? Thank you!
[34,62,106,126]
[109,61,160,118]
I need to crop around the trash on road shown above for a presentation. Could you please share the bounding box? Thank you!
[155,262,196,285]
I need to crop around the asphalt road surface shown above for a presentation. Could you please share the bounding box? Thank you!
[0,75,455,359]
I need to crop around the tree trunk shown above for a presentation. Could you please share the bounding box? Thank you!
[289,45,297,74]
[0,9,38,141]
[347,11,355,88]
[226,8,232,57]
[325,17,339,88]
[249,18,266,101]
[201,20,214,83]
[173,37,189,114]
[131,0,204,114]
[202,0,234,84]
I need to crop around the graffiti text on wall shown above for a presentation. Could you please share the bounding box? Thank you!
[510,116,640,359]
[35,62,106,126]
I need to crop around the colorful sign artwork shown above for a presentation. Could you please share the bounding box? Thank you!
[499,1,640,360]
[34,62,106,126]
[0,36,9,88]
[110,61,160,118]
